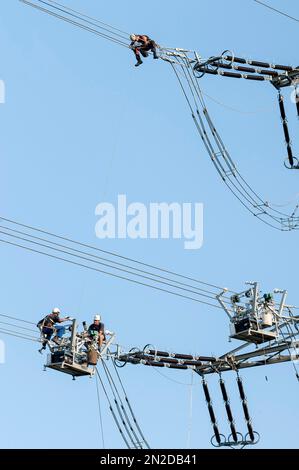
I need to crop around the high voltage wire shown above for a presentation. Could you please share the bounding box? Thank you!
[0,327,39,342]
[111,358,150,448]
[0,320,37,334]
[19,0,130,48]
[0,312,36,326]
[0,236,225,309]
[102,361,145,448]
[1,218,297,312]
[0,215,233,296]
[0,216,231,292]
[42,0,129,36]
[253,0,299,24]
[0,224,227,301]
[95,370,106,449]
[0,315,39,341]
[95,368,130,449]
[22,1,299,49]
[36,0,128,40]
[0,225,224,303]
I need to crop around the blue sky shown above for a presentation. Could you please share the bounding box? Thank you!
[0,0,299,449]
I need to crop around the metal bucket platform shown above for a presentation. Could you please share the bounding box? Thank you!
[230,328,278,344]
[46,351,95,377]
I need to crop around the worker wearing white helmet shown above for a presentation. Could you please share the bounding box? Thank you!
[129,33,159,67]
[37,307,71,352]
[88,314,106,348]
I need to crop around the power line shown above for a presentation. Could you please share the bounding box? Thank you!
[0,236,225,309]
[0,216,229,293]
[95,373,106,449]
[151,364,201,387]
[253,0,299,24]
[0,312,36,326]
[19,0,129,48]
[201,89,274,115]
[102,361,143,448]
[36,0,128,40]
[43,0,129,36]
[111,358,150,449]
[0,328,39,342]
[0,227,230,306]
[0,223,228,301]
[95,368,131,449]
[0,320,37,334]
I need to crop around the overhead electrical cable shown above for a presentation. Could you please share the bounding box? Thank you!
[0,312,36,326]
[253,0,299,24]
[0,328,39,342]
[0,227,230,306]
[0,223,228,302]
[102,361,147,448]
[0,236,226,309]
[95,373,106,449]
[95,368,131,449]
[45,0,129,35]
[19,0,129,48]
[0,216,232,293]
[111,358,150,448]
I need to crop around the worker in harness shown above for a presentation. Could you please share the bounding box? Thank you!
[87,314,106,349]
[129,34,159,66]
[83,314,107,366]
[37,307,71,352]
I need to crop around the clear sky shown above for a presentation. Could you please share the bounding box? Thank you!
[1,0,299,449]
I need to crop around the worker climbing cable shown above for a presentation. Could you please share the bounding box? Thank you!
[129,34,159,66]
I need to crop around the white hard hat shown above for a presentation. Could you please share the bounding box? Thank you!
[94,314,101,321]
[52,307,61,314]
[130,34,137,41]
